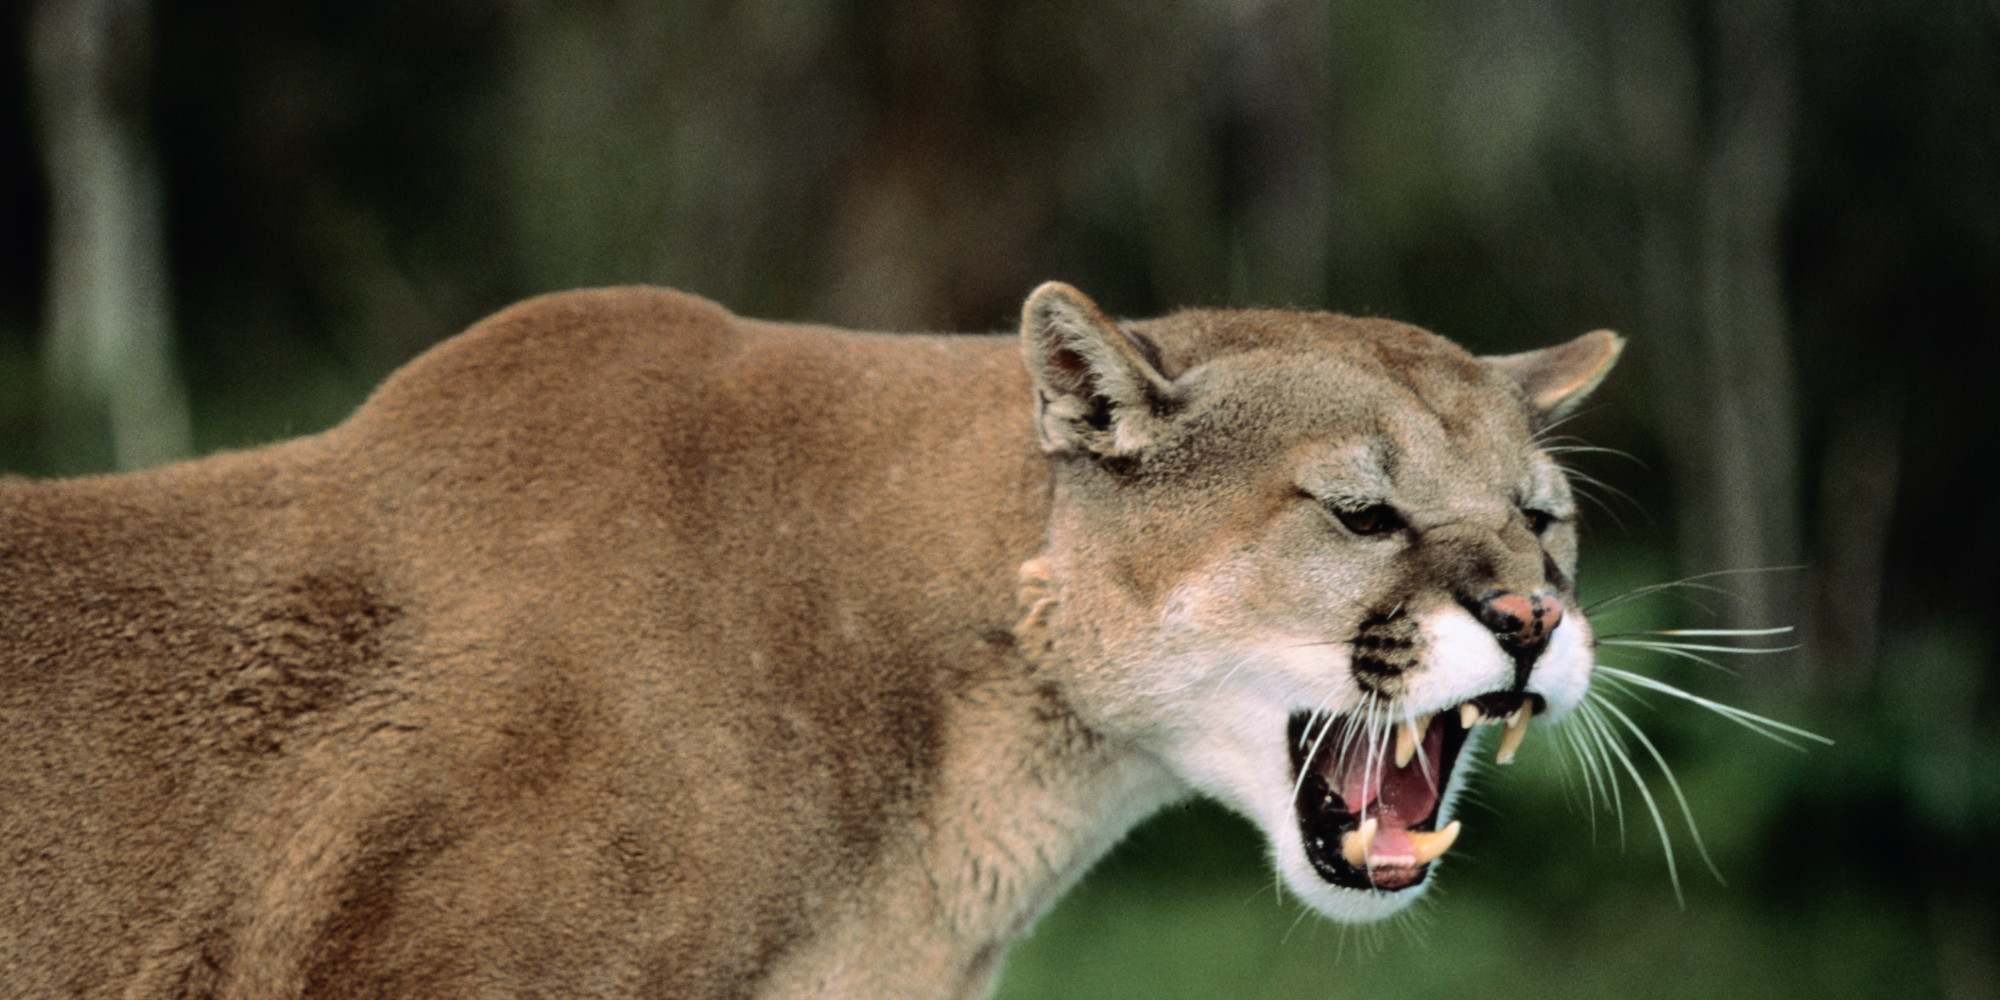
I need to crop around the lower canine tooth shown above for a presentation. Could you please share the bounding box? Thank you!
[1495,702,1535,764]
[1341,817,1380,868]
[1408,820,1462,865]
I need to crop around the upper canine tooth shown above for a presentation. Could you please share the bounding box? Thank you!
[1341,816,1380,868]
[1408,820,1462,865]
[1495,702,1535,764]
[1394,713,1433,768]
[1459,702,1483,729]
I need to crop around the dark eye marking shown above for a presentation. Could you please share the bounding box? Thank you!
[1522,507,1560,535]
[1330,502,1406,537]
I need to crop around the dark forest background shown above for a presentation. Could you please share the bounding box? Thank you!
[2,1,1995,997]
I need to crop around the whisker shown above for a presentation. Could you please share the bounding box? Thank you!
[1575,701,1630,848]
[1389,886,1438,948]
[1562,479,1631,530]
[1542,442,1643,465]
[1290,701,1344,809]
[1549,458,1644,530]
[1532,408,1598,440]
[1597,641,1738,673]
[1556,720,1610,841]
[1577,700,1683,903]
[1589,669,1657,706]
[1594,666,1833,749]
[1557,464,1642,511]
[1602,627,1795,638]
[1594,698,1725,884]
[1547,726,1594,837]
[1282,684,1370,907]
[1407,702,1437,788]
[1600,638,1799,656]
[1282,901,1318,946]
[1201,647,1278,699]
[1585,566,1806,615]
[1360,702,1388,833]
[1557,571,1833,904]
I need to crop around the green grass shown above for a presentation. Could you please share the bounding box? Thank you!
[990,777,1936,1000]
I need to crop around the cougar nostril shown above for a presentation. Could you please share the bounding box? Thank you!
[1475,589,1562,647]
[1534,595,1563,638]
[1479,592,1531,640]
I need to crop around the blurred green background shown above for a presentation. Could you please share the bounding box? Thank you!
[2,1,1993,997]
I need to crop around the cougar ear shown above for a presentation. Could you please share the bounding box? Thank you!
[1020,282,1175,458]
[1485,329,1625,423]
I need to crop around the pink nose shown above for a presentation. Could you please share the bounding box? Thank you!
[1476,590,1563,648]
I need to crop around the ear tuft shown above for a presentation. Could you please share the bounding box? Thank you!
[1485,329,1624,423]
[1020,282,1173,458]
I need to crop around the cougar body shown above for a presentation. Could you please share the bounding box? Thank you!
[0,284,1620,998]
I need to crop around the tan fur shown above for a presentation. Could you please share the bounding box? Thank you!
[0,284,1619,998]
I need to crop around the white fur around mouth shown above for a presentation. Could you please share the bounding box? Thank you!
[1285,691,1539,892]
[1145,600,1595,921]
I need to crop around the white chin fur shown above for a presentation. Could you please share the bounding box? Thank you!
[1154,694,1436,922]
[1149,604,1595,924]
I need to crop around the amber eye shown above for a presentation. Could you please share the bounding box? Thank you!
[1333,503,1405,536]
[1524,508,1558,534]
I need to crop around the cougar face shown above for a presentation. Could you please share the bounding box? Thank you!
[1019,285,1617,919]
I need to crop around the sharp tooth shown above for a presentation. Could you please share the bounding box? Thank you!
[1459,702,1483,728]
[1408,820,1462,865]
[1394,713,1433,768]
[1341,817,1379,868]
[1495,702,1535,764]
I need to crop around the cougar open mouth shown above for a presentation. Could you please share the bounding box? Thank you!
[1289,692,1543,891]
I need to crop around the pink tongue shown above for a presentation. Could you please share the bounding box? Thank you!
[1339,766,1381,817]
[1376,760,1439,827]
[1369,826,1419,863]
[1334,725,1442,830]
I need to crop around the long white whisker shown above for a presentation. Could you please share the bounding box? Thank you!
[1574,721,1614,841]
[1585,566,1805,615]
[1281,900,1317,944]
[1595,666,1834,749]
[1410,705,1437,788]
[1290,702,1345,810]
[1599,642,1740,673]
[1603,627,1795,638]
[1578,700,1684,904]
[1287,708,1335,907]
[1557,465,1642,510]
[1600,638,1800,656]
[1594,698,1725,884]
[1542,443,1641,463]
[1192,646,1287,699]
[1361,702,1387,826]
[1558,717,1611,840]
[1550,724,1600,841]
[1576,701,1630,847]
[1562,573,1836,904]
[1533,408,1597,440]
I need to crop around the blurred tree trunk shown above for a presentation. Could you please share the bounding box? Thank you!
[1617,0,1804,676]
[29,0,189,471]
[1806,390,1901,690]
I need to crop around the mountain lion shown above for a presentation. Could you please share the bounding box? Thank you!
[1,283,1620,998]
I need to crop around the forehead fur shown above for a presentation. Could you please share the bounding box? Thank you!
[1130,307,1528,437]
[1137,307,1491,382]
